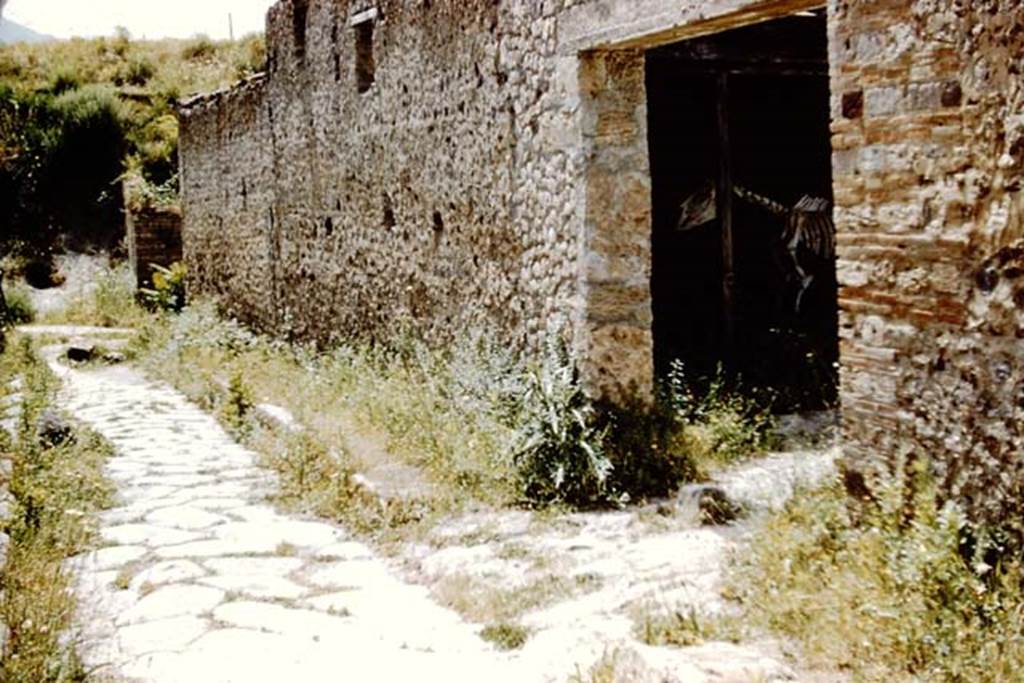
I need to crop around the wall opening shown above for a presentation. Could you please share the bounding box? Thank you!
[293,0,309,60]
[645,10,836,411]
[353,15,376,93]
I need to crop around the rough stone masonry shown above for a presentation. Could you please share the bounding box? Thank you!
[179,0,1024,527]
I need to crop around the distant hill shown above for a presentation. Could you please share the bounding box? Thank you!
[0,18,54,45]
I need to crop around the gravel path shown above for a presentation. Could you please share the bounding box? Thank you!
[45,345,516,682]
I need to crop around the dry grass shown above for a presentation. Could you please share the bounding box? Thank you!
[0,32,265,103]
[40,263,150,329]
[727,465,1024,682]
[0,335,115,681]
[130,301,773,517]
[431,572,589,624]
[633,605,743,648]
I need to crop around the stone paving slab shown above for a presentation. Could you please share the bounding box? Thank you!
[44,345,521,682]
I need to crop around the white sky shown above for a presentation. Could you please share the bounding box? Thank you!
[4,0,277,40]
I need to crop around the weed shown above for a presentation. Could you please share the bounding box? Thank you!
[44,263,149,328]
[275,542,298,557]
[112,566,134,590]
[218,369,253,435]
[479,622,530,650]
[2,281,35,325]
[568,649,625,683]
[510,346,613,507]
[139,261,186,312]
[664,361,776,469]
[634,605,743,648]
[0,334,114,682]
[433,573,579,623]
[728,461,1024,682]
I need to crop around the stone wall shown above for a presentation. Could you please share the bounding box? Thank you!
[181,0,590,352]
[181,0,1024,522]
[126,206,183,289]
[830,0,1024,526]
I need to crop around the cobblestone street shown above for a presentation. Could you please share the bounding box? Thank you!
[46,343,516,682]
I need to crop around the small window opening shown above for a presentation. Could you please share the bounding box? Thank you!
[293,0,309,60]
[382,193,396,229]
[354,19,376,93]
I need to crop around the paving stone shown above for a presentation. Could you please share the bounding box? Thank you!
[203,556,305,576]
[75,545,148,572]
[213,601,358,644]
[102,523,204,547]
[153,537,281,559]
[131,559,208,589]
[145,506,229,531]
[201,575,309,601]
[117,585,225,626]
[314,541,373,561]
[212,520,343,549]
[302,560,401,590]
[116,615,210,657]
[186,497,250,511]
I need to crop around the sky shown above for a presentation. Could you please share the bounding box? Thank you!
[3,0,277,40]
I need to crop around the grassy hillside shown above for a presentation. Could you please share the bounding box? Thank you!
[0,31,264,255]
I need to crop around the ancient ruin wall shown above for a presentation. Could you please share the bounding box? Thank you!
[126,207,183,289]
[183,0,1024,525]
[181,0,595,352]
[831,0,1024,524]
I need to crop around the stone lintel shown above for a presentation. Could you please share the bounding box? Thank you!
[558,0,826,54]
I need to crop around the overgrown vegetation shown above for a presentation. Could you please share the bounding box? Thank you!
[130,302,775,514]
[633,605,742,648]
[727,462,1024,682]
[41,262,149,328]
[0,336,114,681]
[2,279,34,325]
[0,31,265,256]
[139,261,187,312]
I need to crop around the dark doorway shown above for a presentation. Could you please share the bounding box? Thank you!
[646,10,836,411]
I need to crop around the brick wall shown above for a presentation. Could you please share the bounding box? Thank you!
[830,0,1024,524]
[127,207,183,289]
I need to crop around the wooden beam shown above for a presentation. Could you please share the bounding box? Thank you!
[717,72,735,356]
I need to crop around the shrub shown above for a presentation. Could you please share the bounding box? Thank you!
[182,35,217,62]
[140,262,187,312]
[48,68,81,95]
[123,57,155,86]
[3,282,35,325]
[510,349,613,508]
[47,263,148,328]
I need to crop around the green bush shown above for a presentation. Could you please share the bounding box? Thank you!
[3,282,35,325]
[123,57,155,86]
[140,262,187,312]
[510,348,613,507]
[0,84,127,252]
[48,68,81,95]
[182,35,217,62]
[0,33,267,256]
